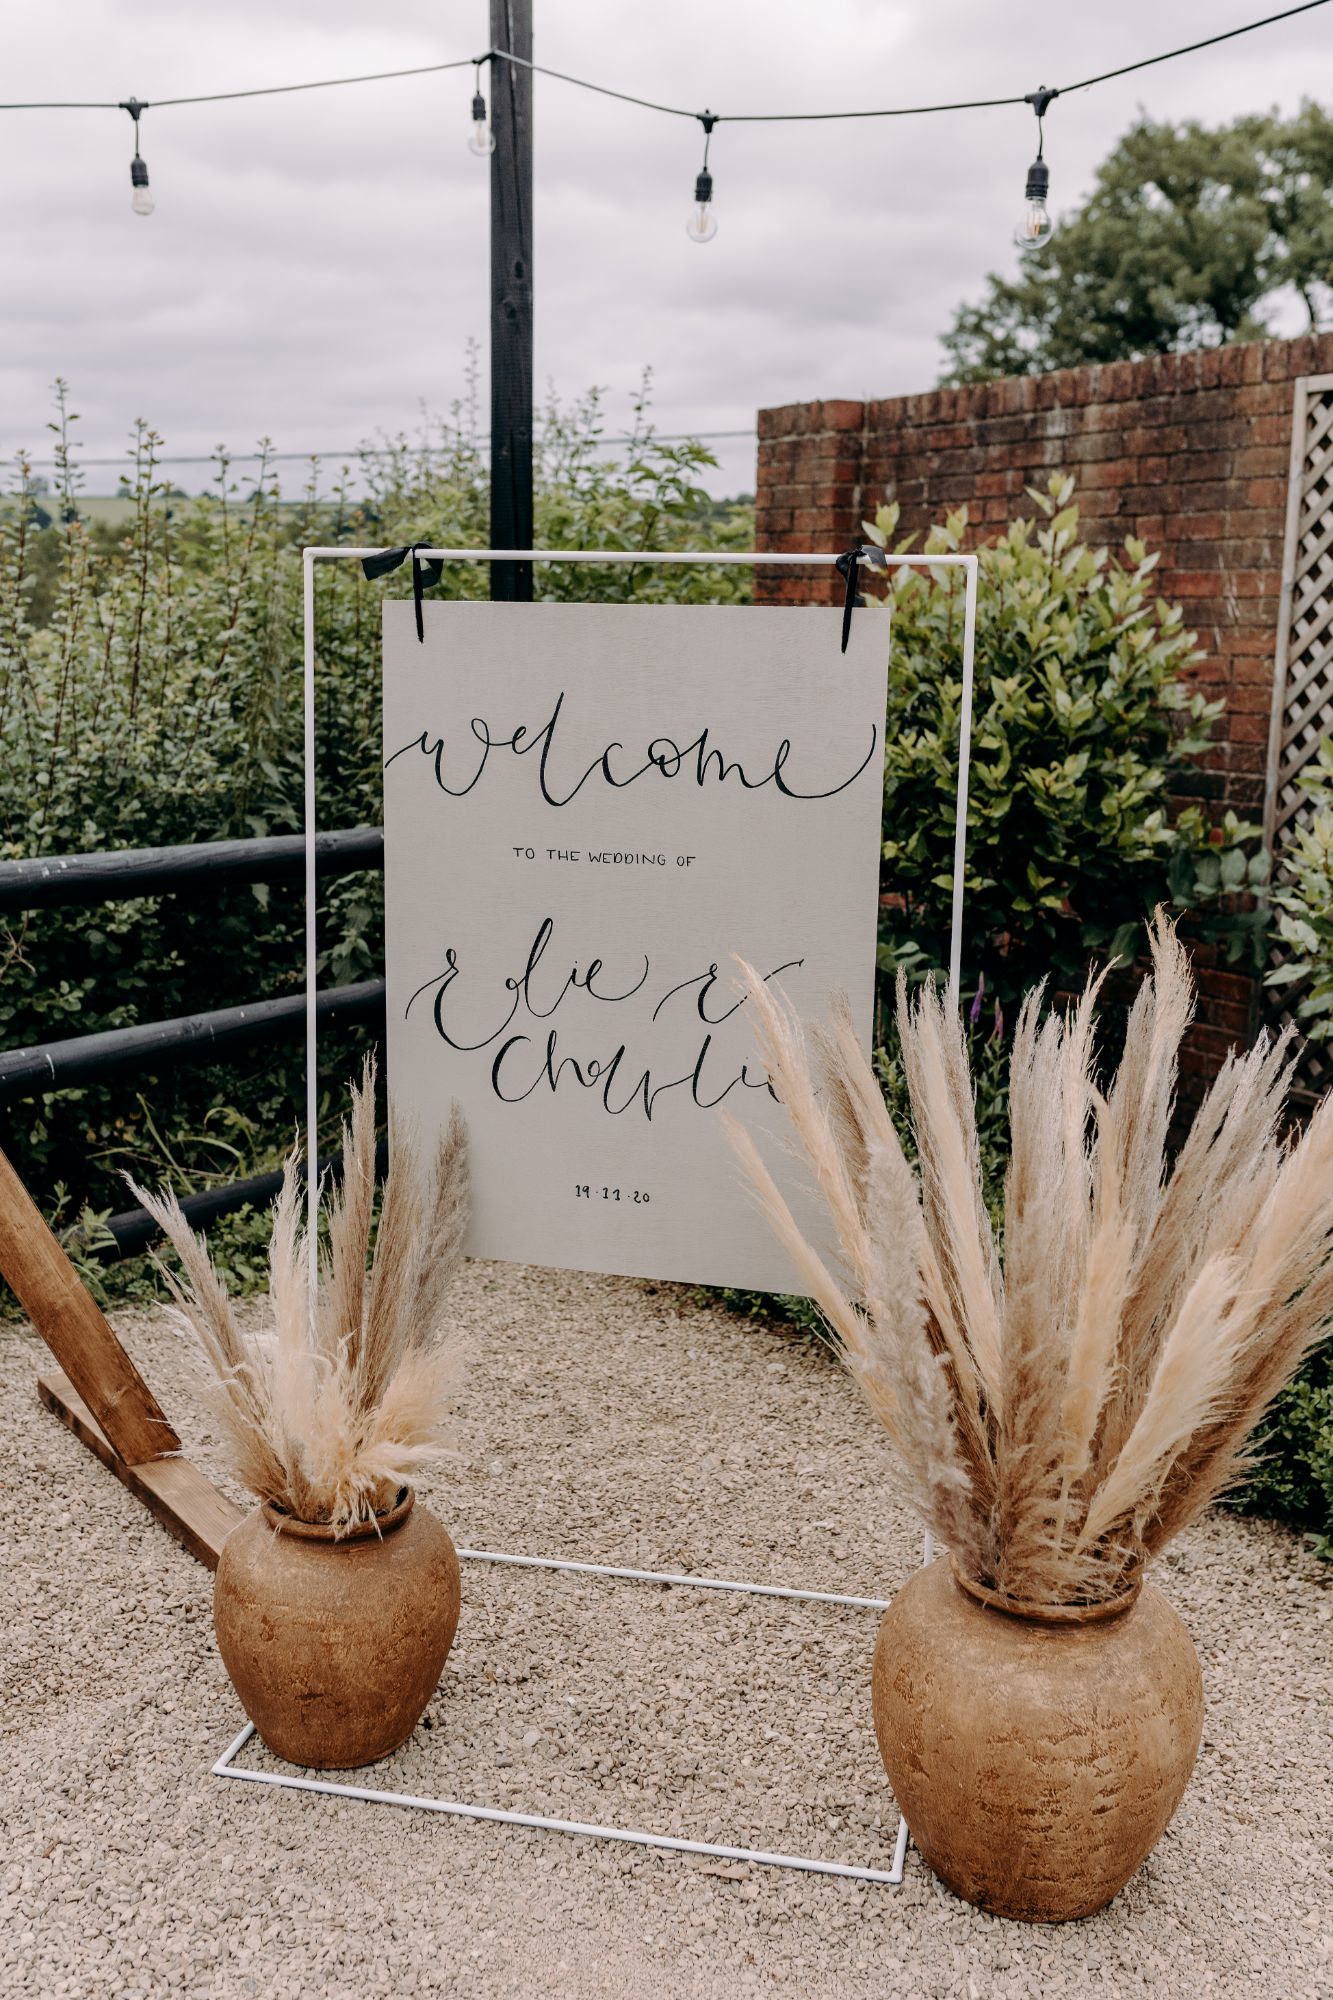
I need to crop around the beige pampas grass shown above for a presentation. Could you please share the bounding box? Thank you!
[731,917,1333,1606]
[129,1057,469,1536]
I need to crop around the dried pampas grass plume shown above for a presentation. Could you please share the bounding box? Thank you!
[730,919,1333,1606]
[129,1057,470,1536]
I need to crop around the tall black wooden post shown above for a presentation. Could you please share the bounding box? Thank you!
[489,0,533,601]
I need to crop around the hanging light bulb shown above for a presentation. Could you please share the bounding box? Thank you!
[468,92,495,157]
[1014,87,1057,251]
[468,63,495,156]
[130,156,154,216]
[1014,159,1050,249]
[120,97,154,216]
[686,112,718,244]
[686,168,717,244]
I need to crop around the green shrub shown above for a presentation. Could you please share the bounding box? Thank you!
[1267,734,1333,1038]
[1228,1341,1333,1557]
[1256,737,1333,1554]
[4,416,1327,1550]
[865,476,1268,1010]
[746,478,1326,1551]
[0,378,751,1259]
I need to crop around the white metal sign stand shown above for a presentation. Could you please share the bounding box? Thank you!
[212,544,980,1890]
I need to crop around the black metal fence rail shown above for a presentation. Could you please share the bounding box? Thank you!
[76,1137,391,1261]
[86,1161,294,1260]
[0,824,383,912]
[0,979,386,1104]
[0,826,386,1257]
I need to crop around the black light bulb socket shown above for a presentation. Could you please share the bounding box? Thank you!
[694,168,714,205]
[130,156,150,189]
[471,91,487,122]
[1024,157,1050,203]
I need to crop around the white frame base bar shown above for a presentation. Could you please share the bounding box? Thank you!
[213,1546,911,1888]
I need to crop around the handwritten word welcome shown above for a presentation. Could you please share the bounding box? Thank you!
[385,691,878,807]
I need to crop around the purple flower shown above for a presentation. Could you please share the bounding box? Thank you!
[969,971,985,1027]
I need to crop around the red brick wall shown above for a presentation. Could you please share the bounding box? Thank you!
[755,335,1333,1083]
[756,336,1333,815]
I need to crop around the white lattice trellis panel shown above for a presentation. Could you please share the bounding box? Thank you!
[1264,374,1333,1097]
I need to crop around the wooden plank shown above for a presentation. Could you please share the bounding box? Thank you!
[1264,377,1307,860]
[38,1369,241,1570]
[1279,641,1333,719]
[0,1143,179,1464]
[1283,575,1333,663]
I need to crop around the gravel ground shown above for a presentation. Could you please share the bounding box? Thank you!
[3,1260,1331,1999]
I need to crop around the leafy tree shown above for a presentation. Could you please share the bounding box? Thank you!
[1258,100,1333,330]
[942,104,1333,383]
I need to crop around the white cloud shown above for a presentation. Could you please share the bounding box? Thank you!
[2,1,1326,498]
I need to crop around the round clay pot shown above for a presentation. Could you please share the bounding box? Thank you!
[213,1487,460,1769]
[872,1555,1203,1923]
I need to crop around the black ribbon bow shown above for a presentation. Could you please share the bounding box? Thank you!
[361,543,445,642]
[833,543,888,653]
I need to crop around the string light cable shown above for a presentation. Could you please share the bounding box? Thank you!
[0,0,1327,238]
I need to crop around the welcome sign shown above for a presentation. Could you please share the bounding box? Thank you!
[382,600,888,1292]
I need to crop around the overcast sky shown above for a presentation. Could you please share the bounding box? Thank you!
[4,2,1329,497]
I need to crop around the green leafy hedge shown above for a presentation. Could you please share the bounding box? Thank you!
[1268,735,1333,1040]
[866,477,1269,1010]
[1229,1342,1333,1556]
[801,478,1321,1551]
[2,414,1328,1549]
[0,380,750,1274]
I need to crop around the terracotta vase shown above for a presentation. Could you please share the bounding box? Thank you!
[213,1487,460,1769]
[872,1555,1203,1923]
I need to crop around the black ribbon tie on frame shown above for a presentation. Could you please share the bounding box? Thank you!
[361,543,445,642]
[834,543,888,653]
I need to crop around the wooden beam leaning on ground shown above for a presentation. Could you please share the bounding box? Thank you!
[37,1368,240,1570]
[0,1141,178,1463]
[0,1142,240,1569]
